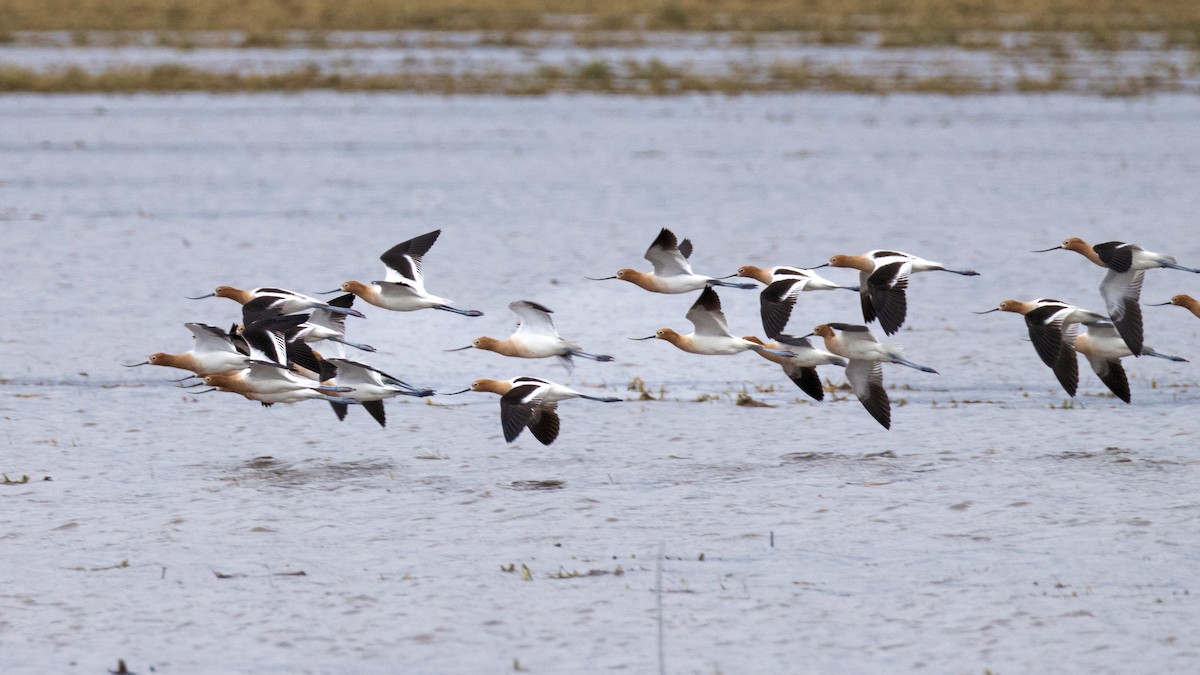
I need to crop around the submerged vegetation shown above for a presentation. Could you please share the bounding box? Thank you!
[2,0,1200,49]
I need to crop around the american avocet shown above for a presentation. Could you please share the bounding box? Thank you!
[331,229,483,317]
[188,285,365,319]
[1072,321,1188,403]
[446,300,614,370]
[804,323,938,429]
[204,360,354,407]
[974,298,1107,397]
[243,293,375,354]
[814,250,980,335]
[588,228,757,294]
[734,266,858,339]
[1150,294,1200,318]
[1034,238,1200,356]
[735,265,858,290]
[741,334,847,401]
[449,376,621,445]
[301,294,375,353]
[322,358,435,427]
[237,307,320,373]
[124,323,249,377]
[630,287,795,357]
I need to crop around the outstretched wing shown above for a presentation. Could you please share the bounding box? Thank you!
[1052,333,1079,397]
[845,359,890,429]
[686,287,731,337]
[644,228,694,277]
[362,400,388,427]
[759,278,805,340]
[308,293,355,334]
[242,313,307,365]
[1092,241,1138,274]
[241,296,287,326]
[185,323,242,355]
[526,403,561,446]
[499,384,542,443]
[380,229,441,290]
[510,300,559,337]
[782,364,824,402]
[866,261,911,335]
[827,323,879,350]
[324,358,384,388]
[1099,269,1144,356]
[1081,351,1128,403]
[1024,304,1070,369]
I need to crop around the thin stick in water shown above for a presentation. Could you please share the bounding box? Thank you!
[656,541,665,675]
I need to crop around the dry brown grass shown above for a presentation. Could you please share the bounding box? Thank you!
[2,0,1199,48]
[0,59,1188,96]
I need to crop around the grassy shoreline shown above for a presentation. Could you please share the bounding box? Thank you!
[0,60,1187,97]
[2,1,1199,49]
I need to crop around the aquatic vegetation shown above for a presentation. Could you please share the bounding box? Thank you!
[735,391,773,407]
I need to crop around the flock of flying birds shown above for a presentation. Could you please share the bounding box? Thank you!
[128,228,1200,440]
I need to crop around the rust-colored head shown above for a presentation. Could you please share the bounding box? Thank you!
[210,285,254,304]
[468,336,505,354]
[1035,237,1101,264]
[827,254,871,272]
[145,352,196,372]
[1164,294,1200,316]
[470,378,513,396]
[613,269,662,292]
[340,280,371,296]
[995,299,1026,314]
[812,324,836,339]
[736,265,770,284]
[742,335,787,363]
[1060,237,1090,253]
[652,328,683,343]
[203,373,243,391]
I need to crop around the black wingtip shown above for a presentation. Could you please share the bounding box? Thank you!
[650,228,679,251]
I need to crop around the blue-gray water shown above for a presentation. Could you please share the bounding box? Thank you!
[1,93,1198,673]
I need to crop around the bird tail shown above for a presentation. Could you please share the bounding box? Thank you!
[434,305,485,317]
[887,353,939,373]
[568,349,615,362]
[1141,347,1189,362]
[315,303,366,319]
[708,279,758,290]
[749,344,796,358]
[1159,260,1200,274]
[329,336,377,352]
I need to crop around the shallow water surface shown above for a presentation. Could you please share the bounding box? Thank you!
[1,93,1199,673]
